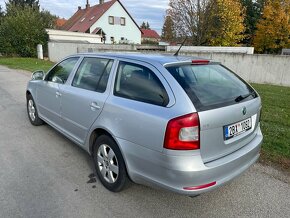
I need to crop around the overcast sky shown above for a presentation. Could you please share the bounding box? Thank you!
[0,0,169,33]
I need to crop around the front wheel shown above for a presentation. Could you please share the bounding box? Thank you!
[27,95,44,126]
[93,135,128,192]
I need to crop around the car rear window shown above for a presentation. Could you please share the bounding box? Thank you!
[166,64,257,111]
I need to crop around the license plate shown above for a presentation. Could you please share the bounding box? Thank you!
[224,118,252,140]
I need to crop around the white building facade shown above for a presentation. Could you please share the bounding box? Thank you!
[62,0,141,45]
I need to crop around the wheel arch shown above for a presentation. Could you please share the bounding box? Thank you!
[89,128,132,180]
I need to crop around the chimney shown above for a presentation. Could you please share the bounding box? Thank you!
[86,0,90,9]
[78,6,81,10]
[99,0,104,4]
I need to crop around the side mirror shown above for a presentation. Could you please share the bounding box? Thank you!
[52,76,64,84]
[32,70,45,80]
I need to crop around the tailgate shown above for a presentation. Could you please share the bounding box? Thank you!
[199,97,261,163]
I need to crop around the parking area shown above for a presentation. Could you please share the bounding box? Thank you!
[0,65,289,218]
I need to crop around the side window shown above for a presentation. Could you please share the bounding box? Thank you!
[46,57,79,83]
[72,57,113,92]
[114,61,169,106]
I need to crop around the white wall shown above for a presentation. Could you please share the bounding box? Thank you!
[90,1,141,44]
[47,42,290,87]
[167,46,254,54]
[46,29,102,43]
[178,52,290,86]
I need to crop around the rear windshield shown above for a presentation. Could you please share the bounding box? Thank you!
[166,64,257,111]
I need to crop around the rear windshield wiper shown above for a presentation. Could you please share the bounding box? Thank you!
[235,91,256,102]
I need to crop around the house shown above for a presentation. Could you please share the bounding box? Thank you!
[55,18,67,29]
[141,29,161,44]
[61,0,141,44]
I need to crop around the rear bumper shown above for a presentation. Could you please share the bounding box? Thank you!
[117,126,262,196]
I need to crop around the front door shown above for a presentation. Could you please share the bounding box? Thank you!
[36,57,79,128]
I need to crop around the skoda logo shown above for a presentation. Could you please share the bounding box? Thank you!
[242,107,247,116]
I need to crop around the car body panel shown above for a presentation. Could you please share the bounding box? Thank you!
[36,81,62,127]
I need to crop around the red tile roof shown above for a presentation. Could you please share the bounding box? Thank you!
[61,0,141,33]
[141,29,160,39]
[55,18,67,28]
[62,0,116,32]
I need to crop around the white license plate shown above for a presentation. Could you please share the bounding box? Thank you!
[224,118,252,140]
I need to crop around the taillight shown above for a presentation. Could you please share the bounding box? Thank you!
[191,60,209,65]
[164,113,200,150]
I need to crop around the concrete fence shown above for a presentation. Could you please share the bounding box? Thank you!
[47,42,290,86]
[178,52,290,87]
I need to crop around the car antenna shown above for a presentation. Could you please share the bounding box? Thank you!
[174,37,187,56]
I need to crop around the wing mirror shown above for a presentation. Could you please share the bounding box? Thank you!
[31,70,45,80]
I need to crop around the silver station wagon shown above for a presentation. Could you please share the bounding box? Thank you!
[26,53,263,195]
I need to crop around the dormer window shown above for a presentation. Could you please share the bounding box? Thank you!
[80,17,86,22]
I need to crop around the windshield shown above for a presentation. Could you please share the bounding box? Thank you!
[166,64,257,111]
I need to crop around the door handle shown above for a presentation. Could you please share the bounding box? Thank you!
[90,102,101,111]
[56,91,62,98]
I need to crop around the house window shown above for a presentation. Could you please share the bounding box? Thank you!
[109,16,114,25]
[120,17,126,26]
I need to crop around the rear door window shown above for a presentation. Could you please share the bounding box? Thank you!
[72,57,113,92]
[166,64,257,111]
[114,61,169,106]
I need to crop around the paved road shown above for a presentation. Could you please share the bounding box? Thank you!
[0,65,289,218]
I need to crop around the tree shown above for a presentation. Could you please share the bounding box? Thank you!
[0,4,56,57]
[168,0,212,45]
[208,0,245,46]
[0,6,4,17]
[6,0,39,15]
[240,0,265,45]
[161,14,176,42]
[40,10,57,29]
[253,0,290,53]
[6,0,39,8]
[140,21,150,29]
[168,0,245,46]
[0,6,4,24]
[146,22,150,30]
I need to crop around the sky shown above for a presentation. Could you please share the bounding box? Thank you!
[0,0,169,33]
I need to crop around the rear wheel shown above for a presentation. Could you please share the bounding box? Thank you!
[93,135,128,192]
[27,95,44,126]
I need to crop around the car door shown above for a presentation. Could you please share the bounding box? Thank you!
[59,57,115,145]
[36,57,79,128]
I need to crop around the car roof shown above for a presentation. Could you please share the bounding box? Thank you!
[76,53,210,65]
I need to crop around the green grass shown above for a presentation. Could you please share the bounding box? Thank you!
[0,57,54,72]
[252,83,290,169]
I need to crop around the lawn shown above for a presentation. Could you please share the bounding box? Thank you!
[0,57,54,72]
[252,83,290,170]
[0,58,289,169]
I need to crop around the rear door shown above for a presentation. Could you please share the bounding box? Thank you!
[166,63,261,163]
[59,57,115,145]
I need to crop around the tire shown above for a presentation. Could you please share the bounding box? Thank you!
[93,135,128,192]
[27,95,44,126]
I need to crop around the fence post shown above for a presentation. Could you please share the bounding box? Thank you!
[37,44,43,60]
